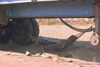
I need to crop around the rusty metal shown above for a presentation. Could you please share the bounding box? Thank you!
[26,32,38,42]
[0,6,8,25]
[44,27,92,50]
[94,3,100,38]
[2,29,6,35]
[90,35,100,46]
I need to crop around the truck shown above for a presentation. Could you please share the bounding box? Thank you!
[0,0,99,46]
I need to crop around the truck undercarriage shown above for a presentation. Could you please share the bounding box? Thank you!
[0,0,99,47]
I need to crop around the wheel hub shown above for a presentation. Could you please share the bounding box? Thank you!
[90,35,100,46]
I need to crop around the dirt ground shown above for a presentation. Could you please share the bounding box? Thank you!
[0,25,100,67]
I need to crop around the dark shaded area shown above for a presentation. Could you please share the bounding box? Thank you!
[0,36,100,62]
[38,39,56,45]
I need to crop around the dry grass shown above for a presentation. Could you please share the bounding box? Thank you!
[36,18,95,26]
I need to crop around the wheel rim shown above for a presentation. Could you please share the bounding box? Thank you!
[90,35,100,46]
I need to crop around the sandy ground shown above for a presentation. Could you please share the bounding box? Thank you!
[39,25,100,62]
[0,25,100,67]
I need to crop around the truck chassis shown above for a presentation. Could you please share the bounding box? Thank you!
[0,0,100,45]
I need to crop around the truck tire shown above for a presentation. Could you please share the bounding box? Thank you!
[11,19,39,45]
